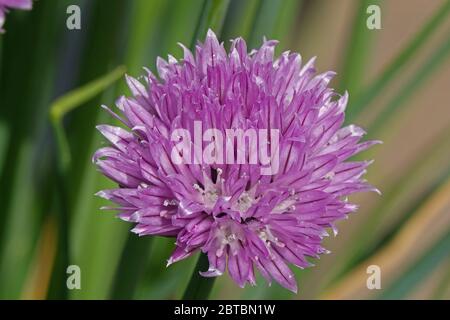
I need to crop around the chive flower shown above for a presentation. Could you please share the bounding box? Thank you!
[94,30,380,292]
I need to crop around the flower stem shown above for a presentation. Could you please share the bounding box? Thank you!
[182,254,216,300]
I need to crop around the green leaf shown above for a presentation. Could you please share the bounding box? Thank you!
[368,32,450,134]
[183,253,216,300]
[191,0,231,46]
[338,0,381,96]
[124,0,169,75]
[50,67,126,123]
[110,235,153,299]
[158,0,205,56]
[0,0,70,299]
[249,0,285,49]
[322,176,450,299]
[432,261,450,299]
[347,0,450,121]
[64,0,132,299]
[272,0,304,52]
[221,0,261,42]
[66,0,131,196]
[50,66,126,172]
[380,232,450,299]
[47,66,125,299]
[325,126,450,287]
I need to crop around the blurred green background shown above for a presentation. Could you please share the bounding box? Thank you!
[0,0,449,300]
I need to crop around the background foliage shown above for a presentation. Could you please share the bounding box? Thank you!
[0,0,449,299]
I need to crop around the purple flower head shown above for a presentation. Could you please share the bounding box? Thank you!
[0,0,32,32]
[94,30,380,293]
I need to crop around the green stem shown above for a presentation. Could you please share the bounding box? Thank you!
[50,65,125,174]
[183,254,216,300]
[272,0,304,51]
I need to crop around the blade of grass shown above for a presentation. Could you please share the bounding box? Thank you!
[109,0,170,299]
[380,231,450,299]
[338,0,381,96]
[0,0,70,299]
[432,262,450,299]
[66,0,130,197]
[0,37,5,173]
[347,0,450,121]
[124,0,168,75]
[89,0,211,300]
[50,66,126,172]
[325,125,450,285]
[21,216,58,299]
[110,234,154,299]
[48,65,126,299]
[272,0,304,52]
[191,0,231,47]
[368,32,450,134]
[0,38,2,74]
[182,253,216,300]
[221,0,261,42]
[248,0,285,49]
[136,238,198,299]
[69,146,130,299]
[161,0,206,55]
[117,1,232,297]
[330,33,450,281]
[0,119,9,175]
[64,0,132,299]
[322,176,450,299]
